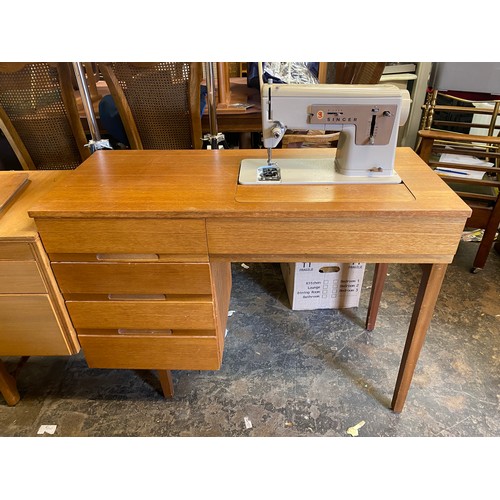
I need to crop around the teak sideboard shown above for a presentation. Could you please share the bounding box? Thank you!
[0,171,78,406]
[2,148,471,412]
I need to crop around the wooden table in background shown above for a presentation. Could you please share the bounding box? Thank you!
[201,77,262,137]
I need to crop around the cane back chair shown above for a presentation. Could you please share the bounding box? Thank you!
[0,62,90,170]
[99,62,203,150]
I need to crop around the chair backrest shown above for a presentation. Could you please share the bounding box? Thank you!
[420,89,500,137]
[99,62,203,150]
[0,62,90,170]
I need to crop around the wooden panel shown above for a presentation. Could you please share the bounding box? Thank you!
[210,261,232,352]
[0,261,46,293]
[79,334,221,370]
[0,171,70,240]
[30,238,80,354]
[0,295,72,355]
[0,242,33,261]
[51,262,213,295]
[35,218,208,256]
[67,300,216,331]
[0,173,29,212]
[206,218,466,262]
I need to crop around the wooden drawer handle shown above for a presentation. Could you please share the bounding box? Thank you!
[96,253,160,262]
[118,328,173,336]
[108,294,167,301]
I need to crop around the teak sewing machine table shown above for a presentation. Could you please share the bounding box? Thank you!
[24,148,471,412]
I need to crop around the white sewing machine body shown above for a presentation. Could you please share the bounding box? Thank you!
[239,83,411,185]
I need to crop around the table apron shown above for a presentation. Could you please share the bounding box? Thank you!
[206,218,464,263]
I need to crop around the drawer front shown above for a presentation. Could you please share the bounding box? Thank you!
[51,262,212,295]
[79,333,221,370]
[0,261,46,293]
[207,218,466,261]
[66,300,216,331]
[35,218,208,257]
[0,295,72,355]
[0,242,33,261]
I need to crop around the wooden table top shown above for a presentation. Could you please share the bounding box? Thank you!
[28,148,471,221]
[0,173,29,212]
[0,170,70,240]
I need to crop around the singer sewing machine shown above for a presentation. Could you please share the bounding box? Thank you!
[238,83,411,185]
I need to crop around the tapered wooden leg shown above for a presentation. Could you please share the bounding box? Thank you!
[365,263,389,331]
[391,263,447,413]
[471,199,500,272]
[157,370,174,397]
[0,359,20,406]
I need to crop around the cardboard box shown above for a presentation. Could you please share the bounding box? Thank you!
[280,262,366,310]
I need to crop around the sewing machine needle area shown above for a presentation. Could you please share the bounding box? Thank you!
[238,158,402,185]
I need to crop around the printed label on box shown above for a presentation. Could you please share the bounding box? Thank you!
[280,262,366,310]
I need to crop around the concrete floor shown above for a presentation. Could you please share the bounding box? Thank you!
[1,241,499,438]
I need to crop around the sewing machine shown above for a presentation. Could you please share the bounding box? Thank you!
[238,83,411,185]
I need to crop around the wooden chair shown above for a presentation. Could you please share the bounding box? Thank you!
[416,89,500,272]
[99,62,203,150]
[0,62,90,170]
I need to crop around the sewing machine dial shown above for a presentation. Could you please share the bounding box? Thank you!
[308,104,398,145]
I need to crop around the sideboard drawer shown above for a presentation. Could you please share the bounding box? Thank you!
[79,333,221,370]
[0,261,46,293]
[35,218,208,257]
[66,299,216,331]
[0,295,72,355]
[51,262,213,295]
[0,242,34,261]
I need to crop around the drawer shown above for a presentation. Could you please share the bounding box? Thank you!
[66,299,216,331]
[0,295,72,355]
[0,261,46,293]
[79,333,221,370]
[0,242,34,261]
[51,262,212,295]
[207,218,466,260]
[35,218,208,258]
